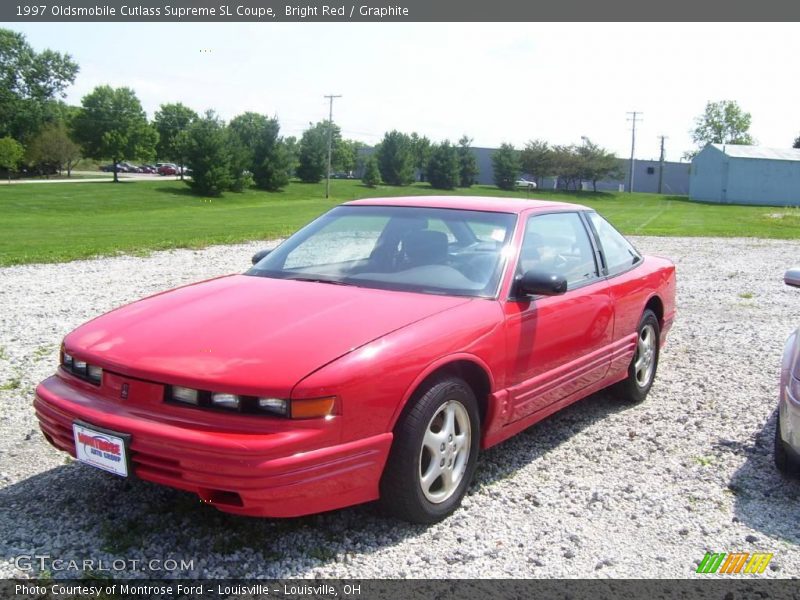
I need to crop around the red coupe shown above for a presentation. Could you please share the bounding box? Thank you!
[34,196,675,523]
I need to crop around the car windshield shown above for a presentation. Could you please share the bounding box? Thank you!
[247,205,517,298]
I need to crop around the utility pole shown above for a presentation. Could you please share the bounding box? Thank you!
[324,94,342,199]
[657,135,668,194]
[626,111,642,193]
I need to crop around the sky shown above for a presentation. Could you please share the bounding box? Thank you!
[7,22,800,162]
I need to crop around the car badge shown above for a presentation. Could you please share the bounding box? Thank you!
[120,383,129,400]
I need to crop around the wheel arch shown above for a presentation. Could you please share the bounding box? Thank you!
[390,354,495,432]
[644,294,664,326]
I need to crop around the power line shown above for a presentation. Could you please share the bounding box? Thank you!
[626,111,642,193]
[324,94,342,199]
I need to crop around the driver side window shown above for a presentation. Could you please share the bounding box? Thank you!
[519,212,599,289]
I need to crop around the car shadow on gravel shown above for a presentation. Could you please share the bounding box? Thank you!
[0,390,631,578]
[724,411,800,545]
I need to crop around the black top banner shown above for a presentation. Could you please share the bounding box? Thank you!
[4,0,800,21]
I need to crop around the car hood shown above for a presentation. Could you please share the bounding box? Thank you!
[64,274,472,395]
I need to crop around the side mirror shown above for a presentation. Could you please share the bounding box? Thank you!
[786,268,800,288]
[516,270,568,297]
[251,249,271,265]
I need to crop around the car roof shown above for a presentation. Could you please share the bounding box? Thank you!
[344,195,589,214]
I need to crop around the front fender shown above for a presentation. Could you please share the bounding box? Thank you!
[291,299,505,445]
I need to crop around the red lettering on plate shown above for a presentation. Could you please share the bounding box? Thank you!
[78,432,121,455]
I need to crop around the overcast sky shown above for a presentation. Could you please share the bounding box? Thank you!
[8,22,799,161]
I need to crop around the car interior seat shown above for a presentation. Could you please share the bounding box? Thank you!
[400,230,449,269]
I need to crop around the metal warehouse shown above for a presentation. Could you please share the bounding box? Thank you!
[690,144,800,206]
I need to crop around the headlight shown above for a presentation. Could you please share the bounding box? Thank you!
[87,365,103,384]
[171,386,199,405]
[211,393,240,410]
[165,386,336,419]
[60,349,102,386]
[257,397,288,416]
[790,377,800,401]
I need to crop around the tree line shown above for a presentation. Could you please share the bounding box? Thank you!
[490,139,622,192]
[0,28,767,195]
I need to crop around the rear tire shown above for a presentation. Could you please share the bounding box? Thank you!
[614,309,660,403]
[379,375,480,524]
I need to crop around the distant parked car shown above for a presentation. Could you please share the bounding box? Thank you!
[330,172,354,179]
[157,163,179,176]
[775,268,800,476]
[119,162,141,173]
[139,165,157,174]
[516,179,537,190]
[100,163,126,173]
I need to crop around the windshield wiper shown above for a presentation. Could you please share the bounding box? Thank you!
[287,276,355,286]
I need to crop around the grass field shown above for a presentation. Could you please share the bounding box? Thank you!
[1,178,798,266]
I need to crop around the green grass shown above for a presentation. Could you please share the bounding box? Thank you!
[1,179,799,266]
[0,377,21,391]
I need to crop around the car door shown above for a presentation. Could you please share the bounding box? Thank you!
[502,210,614,423]
[584,211,649,375]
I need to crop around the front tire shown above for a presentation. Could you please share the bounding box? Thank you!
[379,376,480,524]
[614,309,660,403]
[774,411,800,476]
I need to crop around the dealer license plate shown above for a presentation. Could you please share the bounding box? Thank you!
[72,422,130,477]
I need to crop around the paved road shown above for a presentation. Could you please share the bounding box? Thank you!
[1,172,182,184]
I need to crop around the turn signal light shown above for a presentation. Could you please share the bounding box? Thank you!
[291,396,336,419]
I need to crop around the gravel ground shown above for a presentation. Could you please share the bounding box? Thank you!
[1,236,799,579]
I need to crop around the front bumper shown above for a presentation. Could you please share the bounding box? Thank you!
[778,378,800,453]
[778,329,800,453]
[34,375,392,517]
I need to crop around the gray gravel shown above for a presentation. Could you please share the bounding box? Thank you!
[1,236,799,579]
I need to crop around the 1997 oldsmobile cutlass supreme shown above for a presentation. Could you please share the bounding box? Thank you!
[34,196,675,523]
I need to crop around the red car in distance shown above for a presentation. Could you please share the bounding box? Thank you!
[157,162,179,175]
[34,196,675,523]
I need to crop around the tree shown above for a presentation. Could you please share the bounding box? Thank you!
[377,130,415,186]
[253,138,291,192]
[333,139,364,174]
[227,112,268,166]
[575,138,623,192]
[227,112,291,191]
[0,136,24,182]
[427,141,460,190]
[685,100,755,159]
[0,29,79,141]
[183,111,232,197]
[296,122,332,183]
[362,155,381,188]
[283,135,299,174]
[25,122,81,176]
[551,144,582,191]
[793,136,800,149]
[520,140,553,187]
[410,133,431,181]
[491,143,520,190]
[457,135,479,187]
[154,103,197,180]
[72,86,157,182]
